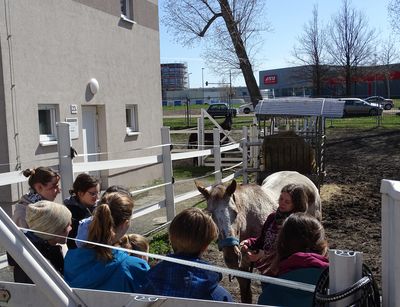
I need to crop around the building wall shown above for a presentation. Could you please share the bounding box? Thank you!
[0,0,162,204]
[259,64,400,98]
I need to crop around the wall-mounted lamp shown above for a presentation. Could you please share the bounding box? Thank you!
[89,78,99,95]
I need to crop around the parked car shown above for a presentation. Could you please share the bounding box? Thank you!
[364,96,394,110]
[206,103,237,118]
[339,98,383,116]
[238,103,254,114]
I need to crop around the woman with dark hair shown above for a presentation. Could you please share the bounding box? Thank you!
[74,185,132,247]
[64,173,99,249]
[13,167,60,228]
[258,212,329,306]
[64,192,149,293]
[240,184,309,274]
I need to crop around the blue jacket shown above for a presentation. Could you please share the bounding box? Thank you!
[143,253,233,302]
[64,247,149,293]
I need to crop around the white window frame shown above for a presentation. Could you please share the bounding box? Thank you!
[120,0,135,24]
[38,104,58,145]
[126,104,139,136]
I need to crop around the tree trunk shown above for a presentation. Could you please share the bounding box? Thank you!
[345,65,352,96]
[219,0,262,106]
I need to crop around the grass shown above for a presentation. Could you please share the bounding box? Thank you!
[164,115,255,130]
[327,114,400,129]
[173,165,215,180]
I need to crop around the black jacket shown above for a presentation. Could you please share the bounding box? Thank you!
[64,196,95,249]
[7,232,64,284]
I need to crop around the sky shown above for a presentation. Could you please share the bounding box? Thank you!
[159,0,395,88]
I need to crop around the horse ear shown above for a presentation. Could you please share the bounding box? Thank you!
[195,181,210,199]
[225,180,237,197]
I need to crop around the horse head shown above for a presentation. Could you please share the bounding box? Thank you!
[195,180,243,269]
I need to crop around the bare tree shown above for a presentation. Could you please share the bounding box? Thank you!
[292,5,328,96]
[377,36,399,97]
[388,0,400,36]
[162,0,266,105]
[327,0,376,96]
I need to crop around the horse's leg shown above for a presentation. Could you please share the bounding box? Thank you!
[237,275,252,303]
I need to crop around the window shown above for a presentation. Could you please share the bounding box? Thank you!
[38,104,58,144]
[126,105,139,135]
[120,0,134,23]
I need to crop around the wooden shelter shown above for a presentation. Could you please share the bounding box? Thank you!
[255,98,345,189]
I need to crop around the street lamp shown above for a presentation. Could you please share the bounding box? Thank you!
[374,53,377,96]
[205,72,232,107]
[201,68,205,102]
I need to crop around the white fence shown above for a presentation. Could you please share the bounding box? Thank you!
[0,123,397,305]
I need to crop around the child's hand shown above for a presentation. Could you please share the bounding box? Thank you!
[246,249,264,262]
[239,239,250,253]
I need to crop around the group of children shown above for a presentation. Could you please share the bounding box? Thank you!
[9,166,329,306]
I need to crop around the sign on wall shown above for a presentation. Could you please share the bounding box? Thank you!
[264,75,278,84]
[65,118,79,140]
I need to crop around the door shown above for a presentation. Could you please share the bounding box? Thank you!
[82,106,99,177]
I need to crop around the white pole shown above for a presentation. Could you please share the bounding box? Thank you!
[242,126,248,184]
[329,249,363,307]
[57,122,74,201]
[213,128,222,183]
[199,111,205,166]
[381,179,400,307]
[161,127,175,221]
[0,208,85,307]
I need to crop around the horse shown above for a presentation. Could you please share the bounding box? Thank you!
[195,170,321,303]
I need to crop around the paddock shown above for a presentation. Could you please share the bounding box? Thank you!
[0,123,398,306]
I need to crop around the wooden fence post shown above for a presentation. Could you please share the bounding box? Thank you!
[57,122,74,201]
[242,126,248,184]
[213,128,222,183]
[161,127,175,222]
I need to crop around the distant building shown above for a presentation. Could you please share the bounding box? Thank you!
[161,63,189,99]
[0,0,162,212]
[259,64,400,98]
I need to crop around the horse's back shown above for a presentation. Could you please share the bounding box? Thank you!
[261,171,321,219]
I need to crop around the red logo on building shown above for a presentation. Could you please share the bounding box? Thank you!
[264,75,277,84]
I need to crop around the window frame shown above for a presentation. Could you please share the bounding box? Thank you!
[120,0,135,24]
[38,104,58,144]
[126,104,139,136]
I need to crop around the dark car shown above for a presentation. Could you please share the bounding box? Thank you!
[206,103,237,118]
[364,96,394,110]
[339,98,383,116]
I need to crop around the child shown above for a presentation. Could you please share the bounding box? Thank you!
[258,212,329,306]
[143,207,233,302]
[240,184,309,274]
[118,234,150,262]
[64,192,149,293]
[64,173,100,249]
[8,201,72,283]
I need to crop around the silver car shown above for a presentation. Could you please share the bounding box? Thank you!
[339,98,383,116]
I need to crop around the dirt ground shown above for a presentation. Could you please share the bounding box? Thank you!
[201,128,400,303]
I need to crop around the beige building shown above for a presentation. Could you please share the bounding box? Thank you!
[0,0,162,210]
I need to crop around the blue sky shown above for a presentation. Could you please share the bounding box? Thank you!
[159,0,394,88]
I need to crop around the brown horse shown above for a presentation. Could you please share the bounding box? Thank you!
[195,171,321,303]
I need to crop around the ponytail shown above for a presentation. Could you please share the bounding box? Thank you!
[86,192,134,261]
[87,204,116,261]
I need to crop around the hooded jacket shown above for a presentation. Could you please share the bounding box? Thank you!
[258,252,329,307]
[64,247,149,293]
[64,196,95,249]
[143,253,233,302]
